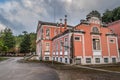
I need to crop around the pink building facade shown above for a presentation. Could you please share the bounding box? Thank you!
[108,20,120,51]
[36,16,119,65]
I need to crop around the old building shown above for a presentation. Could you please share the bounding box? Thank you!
[36,19,72,61]
[36,15,119,65]
[108,20,120,52]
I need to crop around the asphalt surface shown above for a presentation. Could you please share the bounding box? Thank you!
[0,57,59,80]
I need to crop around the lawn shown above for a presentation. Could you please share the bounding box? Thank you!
[93,64,120,72]
[0,57,8,61]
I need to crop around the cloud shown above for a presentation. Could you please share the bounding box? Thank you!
[0,23,6,31]
[0,0,120,35]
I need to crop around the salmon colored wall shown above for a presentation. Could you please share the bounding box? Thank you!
[75,23,118,57]
[109,22,120,49]
[42,40,52,57]
[101,28,109,56]
[109,38,118,57]
[74,35,83,57]
[37,21,119,60]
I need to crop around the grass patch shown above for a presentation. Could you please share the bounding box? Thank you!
[95,66,120,72]
[0,57,9,61]
[83,63,120,72]
[18,59,65,65]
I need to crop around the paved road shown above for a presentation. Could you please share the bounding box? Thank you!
[0,57,59,80]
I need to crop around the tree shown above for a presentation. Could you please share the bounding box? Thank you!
[113,7,120,21]
[2,28,15,53]
[20,31,31,55]
[102,6,120,23]
[29,32,36,53]
[87,10,101,19]
[102,9,114,23]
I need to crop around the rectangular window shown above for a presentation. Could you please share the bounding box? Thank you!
[93,39,100,50]
[60,40,62,51]
[74,36,81,41]
[56,57,58,61]
[56,42,58,51]
[64,38,68,51]
[46,28,50,39]
[53,57,55,61]
[112,58,116,63]
[110,39,115,43]
[65,58,67,63]
[60,57,62,62]
[86,58,91,63]
[104,58,108,63]
[45,57,49,61]
[76,58,81,64]
[95,58,100,63]
[45,43,50,52]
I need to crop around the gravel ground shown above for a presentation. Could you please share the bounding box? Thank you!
[51,65,120,80]
[17,59,120,80]
[0,57,59,80]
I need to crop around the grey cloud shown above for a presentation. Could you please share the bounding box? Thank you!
[0,0,120,35]
[0,14,26,35]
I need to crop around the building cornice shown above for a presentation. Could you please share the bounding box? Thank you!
[52,29,85,40]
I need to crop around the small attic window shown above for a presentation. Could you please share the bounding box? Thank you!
[109,39,115,43]
[92,27,99,33]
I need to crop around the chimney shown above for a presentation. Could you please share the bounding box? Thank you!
[60,18,62,33]
[64,15,67,30]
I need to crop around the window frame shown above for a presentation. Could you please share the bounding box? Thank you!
[60,57,62,62]
[45,43,50,52]
[95,58,100,63]
[74,36,81,41]
[65,58,68,63]
[86,58,91,63]
[64,38,68,51]
[92,27,99,33]
[109,39,115,43]
[93,38,101,50]
[112,58,116,63]
[45,57,49,61]
[60,40,63,51]
[46,28,50,39]
[104,58,109,63]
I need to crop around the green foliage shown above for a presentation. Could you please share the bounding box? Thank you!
[102,9,114,23]
[2,28,16,52]
[0,28,15,54]
[15,32,36,54]
[29,32,36,52]
[20,31,31,53]
[102,6,120,23]
[87,10,101,19]
[0,57,8,61]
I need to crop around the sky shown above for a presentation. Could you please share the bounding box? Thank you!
[0,0,120,35]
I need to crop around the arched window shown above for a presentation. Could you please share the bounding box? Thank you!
[92,27,99,33]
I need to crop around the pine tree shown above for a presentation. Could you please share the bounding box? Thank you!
[3,28,15,52]
[20,31,31,55]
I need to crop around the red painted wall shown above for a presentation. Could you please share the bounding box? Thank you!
[108,21,120,49]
